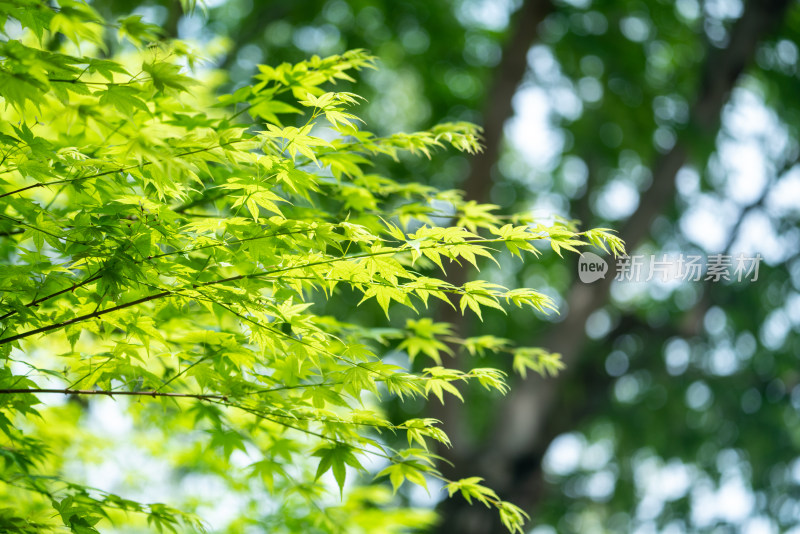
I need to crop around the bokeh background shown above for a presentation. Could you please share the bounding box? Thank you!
[88,0,800,532]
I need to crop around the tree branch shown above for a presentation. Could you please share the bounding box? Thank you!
[0,388,227,400]
[0,234,553,346]
[0,142,238,200]
[0,290,171,346]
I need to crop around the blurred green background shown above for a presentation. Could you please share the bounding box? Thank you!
[90,0,800,532]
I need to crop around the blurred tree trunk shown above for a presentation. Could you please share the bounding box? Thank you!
[459,0,555,205]
[432,0,554,474]
[164,2,181,38]
[434,0,791,532]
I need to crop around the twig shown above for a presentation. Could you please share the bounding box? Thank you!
[0,388,227,400]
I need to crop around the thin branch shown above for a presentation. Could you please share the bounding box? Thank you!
[0,388,227,400]
[0,290,171,346]
[153,354,211,393]
[47,77,150,86]
[0,142,239,200]
[0,213,90,245]
[0,234,550,346]
[0,226,318,322]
